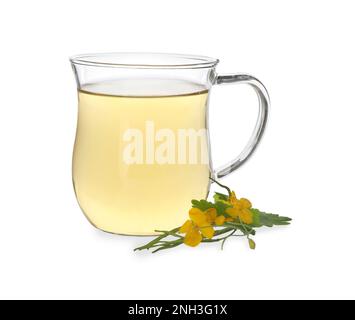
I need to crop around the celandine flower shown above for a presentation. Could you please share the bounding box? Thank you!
[179,208,215,247]
[226,192,253,225]
[205,208,225,226]
[134,178,292,253]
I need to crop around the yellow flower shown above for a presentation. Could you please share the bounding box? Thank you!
[240,198,252,208]
[179,208,215,247]
[229,191,238,204]
[205,208,225,226]
[226,193,253,225]
[215,215,226,226]
[179,220,202,247]
[205,208,217,224]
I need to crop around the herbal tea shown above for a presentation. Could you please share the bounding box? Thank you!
[73,80,211,235]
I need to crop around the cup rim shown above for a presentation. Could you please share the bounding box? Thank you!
[69,52,219,69]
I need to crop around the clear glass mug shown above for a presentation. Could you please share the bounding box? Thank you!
[70,53,269,235]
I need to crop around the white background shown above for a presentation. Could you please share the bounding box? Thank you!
[0,0,354,300]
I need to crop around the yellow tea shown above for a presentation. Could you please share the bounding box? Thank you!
[73,81,211,235]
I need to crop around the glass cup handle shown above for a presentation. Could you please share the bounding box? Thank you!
[213,74,270,179]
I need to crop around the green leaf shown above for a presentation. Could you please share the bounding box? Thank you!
[191,199,215,211]
[214,201,232,216]
[191,199,232,216]
[213,193,232,216]
[213,192,229,202]
[250,208,292,228]
[251,209,261,226]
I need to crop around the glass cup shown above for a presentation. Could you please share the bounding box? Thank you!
[70,53,269,235]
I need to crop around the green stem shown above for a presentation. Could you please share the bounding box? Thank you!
[224,222,255,235]
[135,222,257,253]
[155,230,183,239]
[134,227,180,251]
[152,241,183,253]
[238,219,254,243]
[209,177,232,196]
[213,227,234,236]
[202,229,240,244]
[221,229,237,250]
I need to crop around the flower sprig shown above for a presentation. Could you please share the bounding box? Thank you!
[134,178,291,253]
